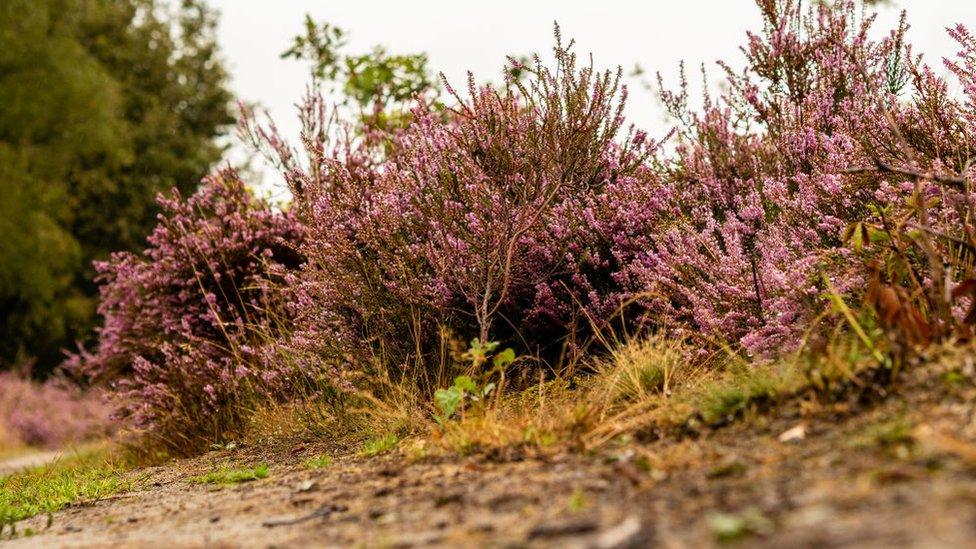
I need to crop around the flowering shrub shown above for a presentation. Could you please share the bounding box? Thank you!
[617,0,891,354]
[579,0,975,355]
[73,2,976,452]
[69,170,305,450]
[0,373,113,449]
[251,31,658,380]
[249,3,976,373]
[850,20,976,345]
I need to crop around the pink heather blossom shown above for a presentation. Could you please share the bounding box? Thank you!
[77,2,976,445]
[247,3,975,366]
[0,372,113,449]
[66,170,305,447]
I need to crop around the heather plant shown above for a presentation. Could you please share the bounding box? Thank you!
[68,170,305,452]
[577,0,975,356]
[634,0,895,354]
[252,28,658,390]
[844,22,976,348]
[0,372,113,449]
[81,0,976,459]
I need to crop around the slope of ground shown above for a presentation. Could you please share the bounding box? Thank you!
[8,358,976,548]
[0,451,63,479]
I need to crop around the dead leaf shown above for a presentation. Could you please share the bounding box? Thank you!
[778,423,806,443]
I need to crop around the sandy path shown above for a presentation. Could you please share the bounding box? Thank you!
[0,450,63,477]
[8,365,976,547]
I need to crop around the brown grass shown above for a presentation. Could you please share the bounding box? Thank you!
[238,302,962,467]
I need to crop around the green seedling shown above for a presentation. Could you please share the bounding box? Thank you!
[709,508,773,542]
[434,339,516,425]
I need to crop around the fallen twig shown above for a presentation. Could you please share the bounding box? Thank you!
[261,503,348,528]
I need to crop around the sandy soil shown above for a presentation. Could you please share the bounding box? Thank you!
[0,450,63,478]
[9,362,976,548]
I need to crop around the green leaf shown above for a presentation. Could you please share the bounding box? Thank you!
[434,387,462,419]
[454,375,477,393]
[866,226,890,244]
[492,348,516,369]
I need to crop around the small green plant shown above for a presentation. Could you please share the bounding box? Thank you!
[434,376,494,425]
[708,508,773,542]
[301,454,332,470]
[209,441,238,451]
[522,426,557,447]
[697,367,782,425]
[0,448,130,533]
[597,335,693,403]
[433,339,515,425]
[361,433,399,457]
[190,463,269,486]
[943,371,966,386]
[461,339,515,371]
[707,460,748,479]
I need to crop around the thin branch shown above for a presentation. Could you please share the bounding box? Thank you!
[842,160,967,190]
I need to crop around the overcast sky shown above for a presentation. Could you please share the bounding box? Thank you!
[208,1,976,191]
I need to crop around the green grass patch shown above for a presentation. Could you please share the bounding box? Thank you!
[708,508,773,542]
[361,433,399,457]
[0,448,131,530]
[301,454,332,470]
[189,463,269,486]
[696,367,784,425]
[849,417,914,450]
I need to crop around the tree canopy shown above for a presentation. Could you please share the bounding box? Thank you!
[0,0,233,373]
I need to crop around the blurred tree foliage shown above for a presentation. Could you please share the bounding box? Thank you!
[0,0,233,373]
[281,15,439,134]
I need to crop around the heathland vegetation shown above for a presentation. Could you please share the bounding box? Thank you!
[2,0,976,539]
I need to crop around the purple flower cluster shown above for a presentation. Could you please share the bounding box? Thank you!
[68,170,304,445]
[281,10,915,362]
[76,1,976,447]
[572,1,975,355]
[242,2,976,377]
[0,373,113,449]
[255,39,661,374]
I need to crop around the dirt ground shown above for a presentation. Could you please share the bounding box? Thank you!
[10,360,976,548]
[0,451,63,478]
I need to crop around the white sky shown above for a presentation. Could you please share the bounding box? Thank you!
[208,0,976,192]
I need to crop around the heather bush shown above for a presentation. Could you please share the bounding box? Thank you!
[616,0,888,354]
[247,2,976,383]
[850,22,976,345]
[580,0,975,355]
[0,372,112,449]
[69,170,305,451]
[75,1,976,454]
[251,29,659,383]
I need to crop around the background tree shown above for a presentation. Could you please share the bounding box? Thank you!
[0,0,233,373]
[280,15,438,135]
